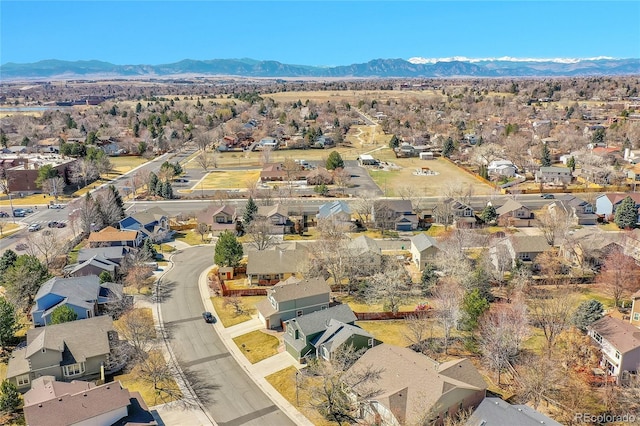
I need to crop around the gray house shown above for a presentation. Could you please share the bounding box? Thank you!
[6,316,120,391]
[467,397,562,426]
[256,277,331,329]
[283,304,360,361]
[317,200,352,224]
[314,319,378,362]
[588,316,640,384]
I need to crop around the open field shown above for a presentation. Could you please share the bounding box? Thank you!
[110,156,149,175]
[338,295,428,313]
[265,89,445,104]
[199,170,260,190]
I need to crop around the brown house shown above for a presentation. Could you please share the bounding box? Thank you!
[197,204,238,234]
[87,226,142,248]
[5,157,77,193]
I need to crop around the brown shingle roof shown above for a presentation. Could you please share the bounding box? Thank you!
[269,277,330,303]
[87,226,138,243]
[590,316,640,354]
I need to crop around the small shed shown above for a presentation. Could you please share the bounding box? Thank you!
[420,152,434,160]
[358,154,377,166]
[218,267,234,281]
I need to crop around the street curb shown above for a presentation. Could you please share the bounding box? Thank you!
[154,249,217,426]
[197,264,314,426]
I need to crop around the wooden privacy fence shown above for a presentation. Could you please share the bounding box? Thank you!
[353,310,432,320]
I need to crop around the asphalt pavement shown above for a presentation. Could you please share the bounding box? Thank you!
[157,246,296,426]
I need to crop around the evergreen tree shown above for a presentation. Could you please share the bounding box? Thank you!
[0,297,18,349]
[99,271,113,284]
[460,289,490,331]
[480,204,497,224]
[442,137,455,158]
[161,181,173,199]
[389,135,400,149]
[420,263,438,296]
[566,156,576,172]
[541,143,552,167]
[614,196,638,229]
[50,305,78,324]
[243,197,258,224]
[326,151,344,170]
[0,380,20,414]
[478,164,489,180]
[573,299,604,332]
[0,250,18,275]
[154,180,163,197]
[109,185,125,212]
[140,238,157,260]
[214,231,243,267]
[149,172,159,195]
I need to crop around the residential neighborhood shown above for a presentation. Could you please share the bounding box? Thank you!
[1,73,640,426]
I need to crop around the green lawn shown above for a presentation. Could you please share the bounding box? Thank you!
[211,296,264,327]
[67,240,87,264]
[233,330,280,364]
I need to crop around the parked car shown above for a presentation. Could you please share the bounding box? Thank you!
[47,221,66,228]
[541,194,555,199]
[23,208,34,213]
[202,312,216,323]
[49,204,64,209]
[0,211,9,217]
[28,223,42,232]
[13,209,26,217]
[174,178,189,183]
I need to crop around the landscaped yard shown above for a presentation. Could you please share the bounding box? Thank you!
[233,330,280,364]
[114,308,156,339]
[0,361,7,380]
[174,230,210,245]
[356,320,412,347]
[265,366,334,426]
[338,295,428,313]
[211,295,264,327]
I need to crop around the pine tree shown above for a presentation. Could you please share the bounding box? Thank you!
[541,143,552,167]
[50,305,78,324]
[0,297,18,349]
[614,196,638,229]
[149,172,159,195]
[0,380,20,413]
[326,151,344,170]
[573,299,603,331]
[243,197,258,224]
[214,231,243,267]
[442,137,455,158]
[0,250,18,275]
[155,180,163,197]
[480,204,497,224]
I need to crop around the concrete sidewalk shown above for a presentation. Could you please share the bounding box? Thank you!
[197,268,314,426]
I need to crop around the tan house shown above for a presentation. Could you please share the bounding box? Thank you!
[409,233,439,270]
[6,316,121,392]
[257,204,291,234]
[197,204,238,234]
[495,199,533,226]
[631,291,640,328]
[87,226,142,248]
[490,235,551,269]
[23,376,156,426]
[346,344,487,426]
[588,316,640,384]
[246,245,309,285]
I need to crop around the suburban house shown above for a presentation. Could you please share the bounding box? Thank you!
[433,198,477,227]
[595,193,640,223]
[23,377,156,426]
[314,319,378,362]
[535,166,573,185]
[495,199,533,226]
[87,226,142,248]
[466,397,562,426]
[66,255,119,278]
[257,137,279,150]
[490,235,551,269]
[588,316,640,384]
[6,316,121,391]
[409,233,440,270]
[30,275,122,326]
[260,162,309,182]
[77,246,129,265]
[317,200,352,224]
[246,245,309,285]
[256,204,291,234]
[346,344,487,426]
[487,160,517,177]
[283,304,361,361]
[372,200,418,231]
[547,195,598,226]
[119,207,171,240]
[197,204,238,234]
[256,277,331,330]
[559,228,626,270]
[631,291,640,328]
[347,236,383,270]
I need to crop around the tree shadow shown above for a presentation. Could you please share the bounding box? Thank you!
[152,279,177,303]
[182,367,221,405]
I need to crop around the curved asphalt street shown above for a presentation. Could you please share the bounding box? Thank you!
[158,246,295,426]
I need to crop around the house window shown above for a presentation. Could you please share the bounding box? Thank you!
[216,216,226,223]
[464,209,472,217]
[16,374,30,386]
[63,362,86,377]
[615,351,621,360]
[634,313,640,321]
[368,338,374,347]
[592,332,602,343]
[296,310,303,317]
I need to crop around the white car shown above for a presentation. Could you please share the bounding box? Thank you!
[50,204,65,209]
[28,223,42,232]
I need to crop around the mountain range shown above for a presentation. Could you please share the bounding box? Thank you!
[1,57,638,80]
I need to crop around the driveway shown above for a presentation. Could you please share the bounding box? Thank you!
[158,246,295,426]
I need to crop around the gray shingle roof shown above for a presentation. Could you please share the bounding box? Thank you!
[246,247,308,275]
[286,304,356,336]
[495,199,526,216]
[317,201,352,219]
[127,206,168,226]
[508,235,551,253]
[410,233,438,252]
[33,276,101,313]
[269,277,330,303]
[69,255,118,275]
[348,236,381,256]
[313,319,373,353]
[77,246,127,264]
[589,316,640,354]
[467,397,562,426]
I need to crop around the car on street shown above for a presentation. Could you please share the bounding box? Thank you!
[23,208,34,213]
[28,223,42,232]
[541,194,555,199]
[202,311,216,323]
[13,209,26,217]
[0,211,8,217]
[174,178,189,183]
[49,204,65,209]
[47,221,66,228]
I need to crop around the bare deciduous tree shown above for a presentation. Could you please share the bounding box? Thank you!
[529,293,574,356]
[598,247,640,308]
[536,208,571,246]
[433,278,463,355]
[124,264,154,293]
[114,308,156,360]
[366,261,414,314]
[26,230,61,267]
[245,218,275,251]
[42,176,66,201]
[195,150,216,171]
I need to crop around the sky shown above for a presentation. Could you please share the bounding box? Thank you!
[1,1,639,66]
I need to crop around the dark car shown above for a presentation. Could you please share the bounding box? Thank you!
[202,312,216,323]
[0,211,8,217]
[541,194,555,199]
[47,221,66,228]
